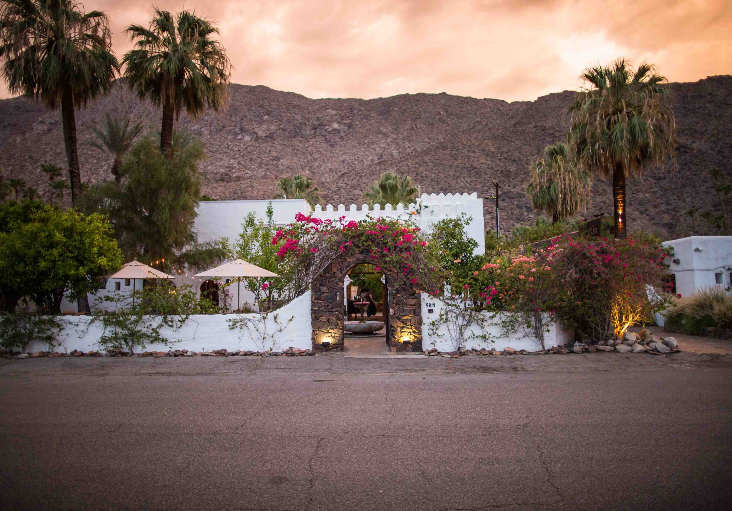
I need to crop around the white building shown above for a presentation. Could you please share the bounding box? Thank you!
[88,193,486,313]
[663,236,732,297]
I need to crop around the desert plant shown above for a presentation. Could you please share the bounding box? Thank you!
[527,142,591,223]
[666,287,732,335]
[0,311,62,353]
[274,175,321,206]
[363,172,419,207]
[569,59,676,238]
[0,0,118,203]
[89,113,143,182]
[122,8,231,158]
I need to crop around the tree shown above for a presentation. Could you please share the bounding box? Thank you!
[274,175,321,206]
[568,59,676,238]
[50,180,70,205]
[527,142,591,223]
[0,200,122,312]
[40,163,63,205]
[686,207,698,236]
[89,113,143,183]
[363,172,419,207]
[79,131,204,261]
[0,0,118,204]
[122,9,231,158]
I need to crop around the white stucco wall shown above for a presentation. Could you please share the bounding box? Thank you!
[421,294,572,352]
[663,236,732,297]
[195,199,312,245]
[24,292,313,354]
[311,193,486,255]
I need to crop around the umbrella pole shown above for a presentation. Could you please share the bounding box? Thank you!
[132,279,136,306]
[237,279,240,311]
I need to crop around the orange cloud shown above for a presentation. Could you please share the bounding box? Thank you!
[1,0,730,101]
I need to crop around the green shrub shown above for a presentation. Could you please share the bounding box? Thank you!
[0,312,61,353]
[666,287,732,335]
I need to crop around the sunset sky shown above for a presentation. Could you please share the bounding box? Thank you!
[1,0,731,101]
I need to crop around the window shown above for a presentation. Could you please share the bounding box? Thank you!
[114,281,121,291]
[715,272,723,285]
[125,279,131,287]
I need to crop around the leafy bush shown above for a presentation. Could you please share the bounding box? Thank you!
[91,284,221,354]
[0,312,62,353]
[665,287,732,335]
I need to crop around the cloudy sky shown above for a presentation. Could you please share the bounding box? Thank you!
[1,0,731,101]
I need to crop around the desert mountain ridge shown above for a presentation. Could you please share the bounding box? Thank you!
[1,75,731,239]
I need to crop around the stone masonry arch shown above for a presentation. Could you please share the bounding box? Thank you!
[311,250,422,352]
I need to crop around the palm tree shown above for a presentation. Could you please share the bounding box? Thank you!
[274,175,321,206]
[0,0,118,204]
[568,59,676,238]
[40,163,63,204]
[122,9,231,158]
[89,113,143,182]
[686,207,698,236]
[363,172,419,207]
[7,178,26,199]
[51,179,70,204]
[527,142,592,223]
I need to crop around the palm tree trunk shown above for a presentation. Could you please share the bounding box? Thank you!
[111,156,123,183]
[61,90,82,204]
[613,163,627,239]
[551,212,560,224]
[161,100,174,158]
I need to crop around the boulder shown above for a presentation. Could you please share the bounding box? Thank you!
[503,347,516,355]
[571,345,584,354]
[596,346,614,352]
[16,353,29,359]
[650,342,671,353]
[662,337,679,350]
[615,344,632,353]
[623,332,636,343]
[632,344,646,353]
[639,328,650,340]
[587,345,597,353]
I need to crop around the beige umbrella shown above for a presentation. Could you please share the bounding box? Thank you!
[109,260,175,304]
[195,259,278,310]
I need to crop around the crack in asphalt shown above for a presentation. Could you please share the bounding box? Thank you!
[304,437,325,511]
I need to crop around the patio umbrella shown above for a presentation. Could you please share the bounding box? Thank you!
[194,259,279,310]
[109,260,175,304]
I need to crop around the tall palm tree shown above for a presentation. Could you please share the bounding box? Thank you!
[568,59,676,238]
[0,0,118,204]
[527,142,591,223]
[363,172,419,207]
[89,113,143,182]
[274,175,321,206]
[122,9,231,158]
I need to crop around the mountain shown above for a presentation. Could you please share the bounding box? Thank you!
[1,76,730,239]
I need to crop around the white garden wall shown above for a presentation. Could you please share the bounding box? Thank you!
[24,292,312,354]
[421,294,573,352]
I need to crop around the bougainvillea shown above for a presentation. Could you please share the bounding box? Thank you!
[272,213,442,293]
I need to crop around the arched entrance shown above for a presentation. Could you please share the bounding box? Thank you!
[311,251,422,352]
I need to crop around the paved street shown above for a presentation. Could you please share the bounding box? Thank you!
[1,353,731,510]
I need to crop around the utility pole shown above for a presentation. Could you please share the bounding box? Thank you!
[494,182,500,237]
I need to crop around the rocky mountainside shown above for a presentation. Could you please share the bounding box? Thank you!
[1,76,730,239]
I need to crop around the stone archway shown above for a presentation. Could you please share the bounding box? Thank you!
[311,250,422,352]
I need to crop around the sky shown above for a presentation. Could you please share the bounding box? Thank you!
[1,0,731,101]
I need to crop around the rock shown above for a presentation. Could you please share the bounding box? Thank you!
[662,337,679,350]
[479,348,489,356]
[596,346,614,352]
[16,353,29,359]
[623,339,636,347]
[71,350,83,357]
[632,343,646,353]
[503,347,516,354]
[587,345,597,353]
[551,346,568,354]
[30,351,47,358]
[615,344,632,353]
[623,332,636,343]
[607,339,616,347]
[652,342,671,353]
[639,328,650,340]
[571,345,584,354]
[201,352,215,357]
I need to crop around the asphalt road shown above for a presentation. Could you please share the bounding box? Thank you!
[1,353,731,511]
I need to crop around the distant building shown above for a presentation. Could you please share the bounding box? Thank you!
[663,236,732,297]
